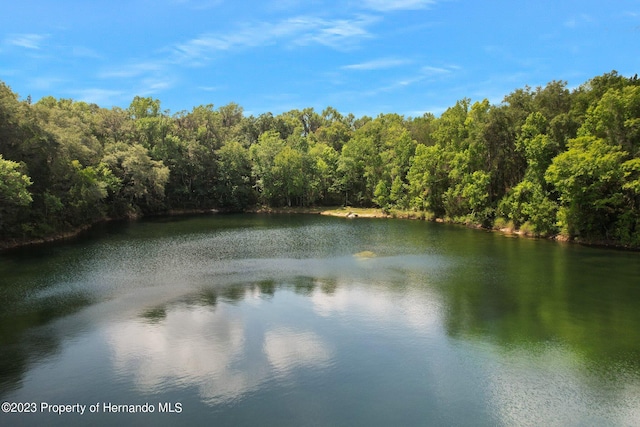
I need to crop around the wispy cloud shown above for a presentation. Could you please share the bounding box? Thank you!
[169,0,222,10]
[71,76,175,107]
[293,16,377,49]
[421,65,455,75]
[342,57,411,70]
[0,67,20,77]
[72,88,126,106]
[171,15,377,64]
[30,76,66,90]
[266,0,306,12]
[97,60,177,102]
[365,64,459,94]
[4,33,48,50]
[564,14,595,29]
[198,85,225,92]
[100,61,166,79]
[359,0,438,12]
[70,46,103,59]
[137,77,176,96]
[93,12,378,107]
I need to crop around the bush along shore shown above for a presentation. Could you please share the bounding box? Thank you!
[2,71,640,251]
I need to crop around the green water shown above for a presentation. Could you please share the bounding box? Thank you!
[1,214,639,426]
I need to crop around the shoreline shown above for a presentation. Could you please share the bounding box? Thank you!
[0,221,106,252]
[1,206,638,253]
[249,206,639,251]
[0,208,222,252]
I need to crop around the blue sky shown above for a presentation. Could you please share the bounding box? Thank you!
[1,0,638,117]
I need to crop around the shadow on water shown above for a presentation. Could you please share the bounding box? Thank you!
[433,229,640,372]
[0,292,94,395]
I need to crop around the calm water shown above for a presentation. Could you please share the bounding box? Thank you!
[1,214,639,426]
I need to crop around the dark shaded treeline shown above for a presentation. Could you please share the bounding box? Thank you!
[1,71,639,247]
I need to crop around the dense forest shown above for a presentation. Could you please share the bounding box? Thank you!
[1,71,639,248]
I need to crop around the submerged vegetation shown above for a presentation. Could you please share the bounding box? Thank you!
[1,71,640,248]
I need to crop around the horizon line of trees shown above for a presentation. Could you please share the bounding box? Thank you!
[1,70,639,247]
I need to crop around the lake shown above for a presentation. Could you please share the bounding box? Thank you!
[1,214,639,426]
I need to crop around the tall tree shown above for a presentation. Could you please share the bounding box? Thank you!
[0,154,33,234]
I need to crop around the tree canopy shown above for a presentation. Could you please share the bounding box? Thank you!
[1,71,639,247]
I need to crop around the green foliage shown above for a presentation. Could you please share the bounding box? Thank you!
[545,136,627,239]
[102,143,169,214]
[2,71,640,248]
[250,130,287,205]
[0,154,33,234]
[0,154,33,207]
[216,141,253,210]
[443,170,491,218]
[498,179,558,236]
[407,144,448,215]
[579,85,640,155]
[337,132,377,206]
[273,146,306,206]
[309,142,341,204]
[373,180,390,208]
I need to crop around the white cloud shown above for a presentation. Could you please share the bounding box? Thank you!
[30,76,65,90]
[108,305,252,403]
[137,77,175,95]
[91,13,377,104]
[198,85,224,92]
[70,46,103,59]
[342,57,411,70]
[365,64,458,94]
[266,0,307,12]
[169,0,222,9]
[263,329,332,375]
[72,88,126,106]
[107,296,332,405]
[171,14,377,64]
[311,281,442,332]
[360,0,437,12]
[564,14,595,29]
[0,67,19,77]
[99,62,165,79]
[4,33,48,50]
[97,61,175,102]
[421,65,452,75]
[293,15,377,49]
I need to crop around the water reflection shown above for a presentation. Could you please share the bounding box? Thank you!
[107,284,333,406]
[311,284,442,333]
[483,343,640,426]
[438,238,640,367]
[264,329,332,376]
[1,215,639,425]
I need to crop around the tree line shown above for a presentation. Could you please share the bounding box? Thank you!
[1,71,639,247]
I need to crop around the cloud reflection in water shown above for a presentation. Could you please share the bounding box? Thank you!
[106,288,333,405]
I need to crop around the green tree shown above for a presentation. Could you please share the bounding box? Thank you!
[407,144,449,215]
[0,154,33,233]
[373,180,390,209]
[337,132,378,206]
[273,145,306,206]
[249,130,287,205]
[545,136,626,239]
[579,85,640,155]
[102,143,169,214]
[216,141,253,210]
